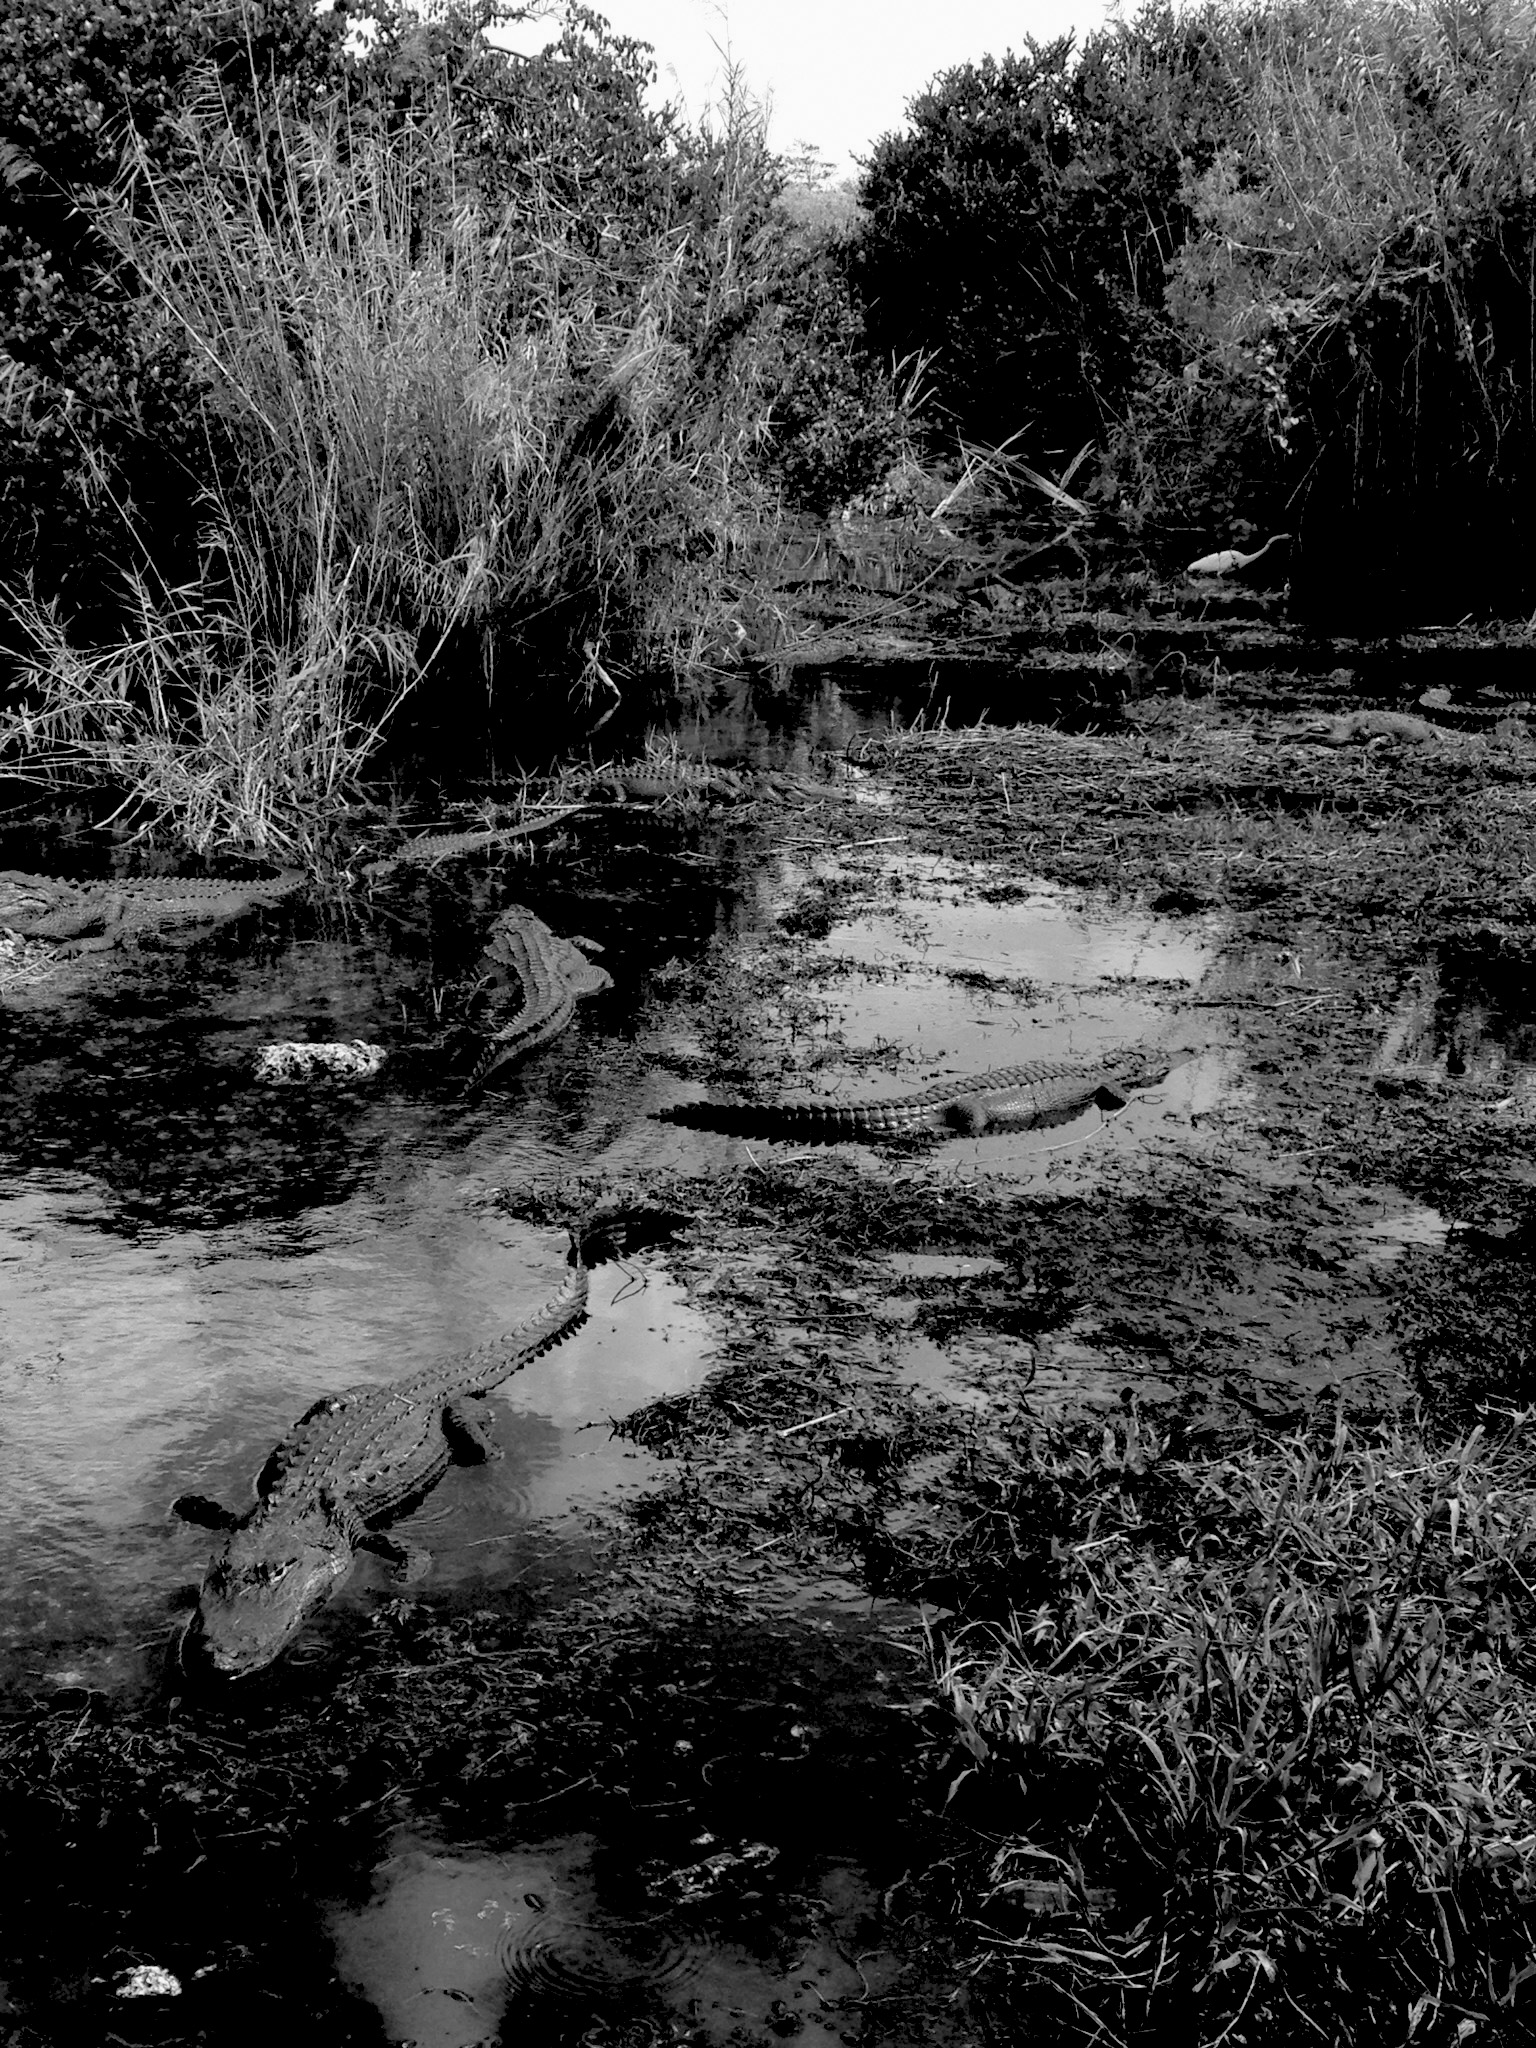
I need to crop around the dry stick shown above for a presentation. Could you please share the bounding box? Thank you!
[777,1405,855,1438]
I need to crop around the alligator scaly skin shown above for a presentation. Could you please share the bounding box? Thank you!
[360,809,585,881]
[0,869,301,952]
[1417,687,1536,731]
[659,1050,1173,1141]
[174,1255,588,1676]
[466,903,612,1090]
[589,759,849,806]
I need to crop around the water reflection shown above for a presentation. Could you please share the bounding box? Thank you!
[331,1829,885,2048]
[660,848,1231,1167]
[1374,951,1536,1093]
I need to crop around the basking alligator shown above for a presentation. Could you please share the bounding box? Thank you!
[585,758,852,806]
[359,806,586,882]
[467,902,613,1090]
[173,1250,588,1677]
[659,1048,1174,1141]
[0,868,301,953]
[1416,686,1536,731]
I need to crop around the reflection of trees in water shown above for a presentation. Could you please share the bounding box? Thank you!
[1373,955,1536,1087]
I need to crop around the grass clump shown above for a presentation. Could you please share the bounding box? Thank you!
[4,522,417,865]
[0,10,912,860]
[931,1406,1536,2043]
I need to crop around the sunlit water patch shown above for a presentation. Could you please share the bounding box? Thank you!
[662,850,1232,1167]
[1352,1203,1452,1266]
[782,852,1217,1058]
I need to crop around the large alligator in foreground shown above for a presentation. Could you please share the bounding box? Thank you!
[658,1049,1175,1141]
[0,868,302,953]
[173,1250,589,1677]
[466,903,612,1090]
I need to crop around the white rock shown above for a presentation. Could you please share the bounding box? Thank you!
[253,1041,387,1085]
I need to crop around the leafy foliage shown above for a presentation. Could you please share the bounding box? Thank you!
[0,0,352,605]
[0,8,882,848]
[851,16,1229,459]
[851,0,1536,613]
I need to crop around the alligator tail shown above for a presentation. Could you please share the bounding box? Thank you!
[447,1256,589,1397]
[655,1099,938,1140]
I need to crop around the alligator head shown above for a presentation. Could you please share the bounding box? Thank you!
[179,1496,357,1679]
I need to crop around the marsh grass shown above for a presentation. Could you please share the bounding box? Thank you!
[933,1407,1536,2042]
[4,513,416,863]
[0,67,796,858]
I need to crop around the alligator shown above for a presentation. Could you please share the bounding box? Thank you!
[584,758,852,807]
[0,868,302,953]
[467,902,613,1090]
[173,1250,588,1677]
[1416,686,1536,731]
[359,806,587,882]
[657,1048,1174,1141]
[1305,709,1440,747]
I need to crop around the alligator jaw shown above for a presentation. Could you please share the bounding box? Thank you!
[179,1498,356,1679]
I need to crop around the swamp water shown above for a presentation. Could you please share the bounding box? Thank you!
[0,674,1486,2044]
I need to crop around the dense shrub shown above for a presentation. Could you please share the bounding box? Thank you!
[850,16,1231,462]
[1194,0,1536,616]
[852,0,1536,615]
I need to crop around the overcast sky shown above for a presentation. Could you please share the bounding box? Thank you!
[496,2,1118,177]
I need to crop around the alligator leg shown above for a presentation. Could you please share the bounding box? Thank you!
[442,1395,502,1463]
[324,1402,500,1588]
[358,1528,434,1583]
[171,1492,243,1531]
[315,1487,434,1584]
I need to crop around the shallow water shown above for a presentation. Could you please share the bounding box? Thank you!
[662,846,1233,1173]
[0,1169,714,1689]
[330,1828,890,2048]
[0,774,1381,1686]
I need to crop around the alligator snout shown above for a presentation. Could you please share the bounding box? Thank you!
[180,1511,356,1678]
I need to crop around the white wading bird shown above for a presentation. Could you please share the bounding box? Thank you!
[1186,532,1293,577]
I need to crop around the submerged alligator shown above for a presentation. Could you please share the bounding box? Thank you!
[0,868,302,953]
[467,903,613,1089]
[173,1249,588,1676]
[658,1048,1174,1141]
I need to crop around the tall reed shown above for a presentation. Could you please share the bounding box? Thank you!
[1,63,790,855]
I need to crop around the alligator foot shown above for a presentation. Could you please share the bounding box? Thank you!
[443,1396,501,1463]
[171,1492,243,1532]
[358,1529,433,1583]
[940,1077,1135,1136]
